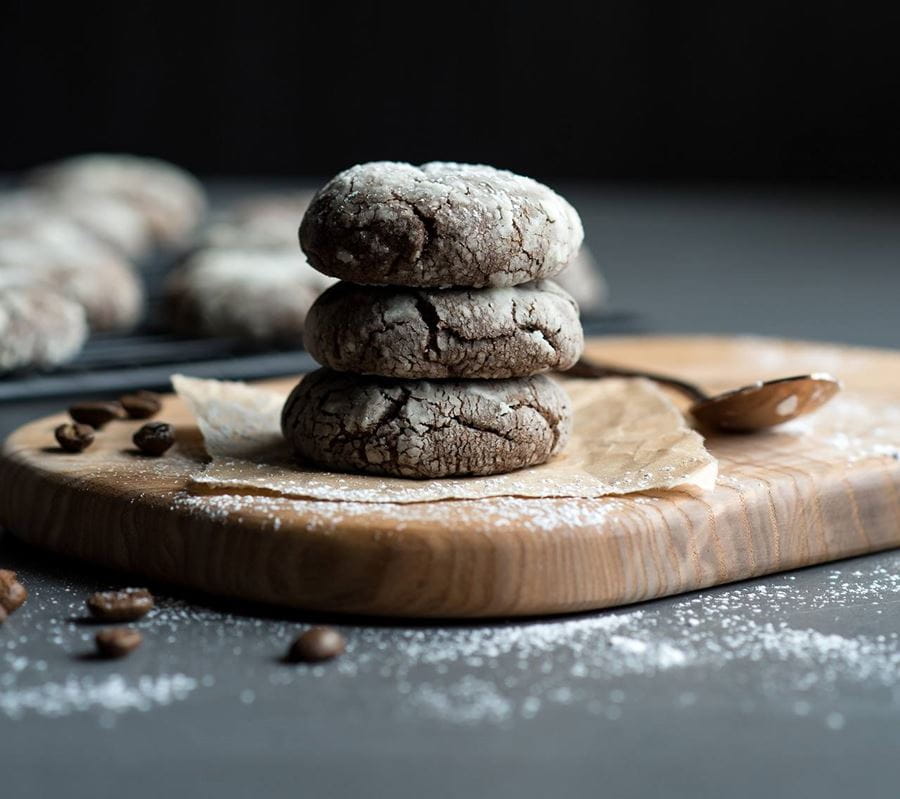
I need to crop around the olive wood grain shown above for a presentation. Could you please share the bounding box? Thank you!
[1,336,898,618]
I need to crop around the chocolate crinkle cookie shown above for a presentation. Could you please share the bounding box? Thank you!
[299,161,583,288]
[0,226,144,332]
[29,153,207,248]
[0,189,153,260]
[165,247,336,344]
[198,191,316,250]
[304,279,584,379]
[0,282,88,372]
[281,369,571,479]
[554,245,609,314]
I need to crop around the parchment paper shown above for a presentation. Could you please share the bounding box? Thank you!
[173,374,718,503]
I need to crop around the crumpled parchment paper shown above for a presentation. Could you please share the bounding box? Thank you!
[173,373,718,503]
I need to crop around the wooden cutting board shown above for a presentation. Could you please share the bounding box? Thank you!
[1,336,899,618]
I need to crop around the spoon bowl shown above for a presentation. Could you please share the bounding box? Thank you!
[689,373,841,432]
[567,358,841,432]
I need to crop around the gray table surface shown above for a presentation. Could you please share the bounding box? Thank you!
[2,185,899,798]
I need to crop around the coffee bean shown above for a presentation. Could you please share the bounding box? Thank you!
[0,569,27,614]
[95,627,143,659]
[69,401,126,428]
[0,605,7,623]
[86,588,154,622]
[119,390,162,420]
[286,627,346,663]
[54,422,95,453]
[132,422,175,456]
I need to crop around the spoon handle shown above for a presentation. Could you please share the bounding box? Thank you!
[565,357,709,404]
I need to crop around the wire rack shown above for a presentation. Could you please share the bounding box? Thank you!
[0,309,640,402]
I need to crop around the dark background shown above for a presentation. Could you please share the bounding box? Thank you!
[3,1,900,182]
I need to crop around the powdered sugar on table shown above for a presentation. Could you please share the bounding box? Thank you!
[2,544,897,729]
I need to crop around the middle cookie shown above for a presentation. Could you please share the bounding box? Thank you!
[304,280,584,379]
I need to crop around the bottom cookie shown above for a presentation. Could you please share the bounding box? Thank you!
[281,370,572,479]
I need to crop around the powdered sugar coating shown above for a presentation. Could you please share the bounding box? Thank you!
[0,189,152,259]
[165,247,335,344]
[0,223,143,332]
[198,191,316,249]
[0,283,88,372]
[281,369,572,478]
[305,279,583,379]
[30,153,207,247]
[300,161,584,287]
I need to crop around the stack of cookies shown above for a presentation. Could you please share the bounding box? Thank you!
[282,162,585,479]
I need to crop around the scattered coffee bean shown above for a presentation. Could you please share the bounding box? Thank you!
[119,390,162,420]
[69,401,127,428]
[0,569,27,614]
[87,588,154,622]
[54,422,95,453]
[133,422,175,456]
[286,627,346,663]
[95,627,143,659]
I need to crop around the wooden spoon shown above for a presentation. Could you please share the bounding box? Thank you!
[567,358,841,432]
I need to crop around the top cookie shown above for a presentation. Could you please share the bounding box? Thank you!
[299,162,583,287]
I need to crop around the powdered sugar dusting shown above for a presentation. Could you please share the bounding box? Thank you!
[354,561,900,725]
[778,393,900,461]
[0,673,197,720]
[0,584,201,722]
[3,546,897,729]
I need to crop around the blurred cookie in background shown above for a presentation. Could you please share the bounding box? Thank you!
[0,219,145,332]
[0,152,208,372]
[49,190,154,258]
[0,189,152,259]
[229,191,315,238]
[29,153,208,249]
[165,247,335,345]
[198,191,314,249]
[167,191,333,346]
[0,277,89,373]
[555,245,609,314]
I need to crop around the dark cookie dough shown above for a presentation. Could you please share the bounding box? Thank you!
[304,279,583,379]
[299,161,583,288]
[281,369,572,479]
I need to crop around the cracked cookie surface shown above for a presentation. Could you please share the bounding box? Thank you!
[304,279,583,379]
[299,161,583,287]
[281,369,572,479]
